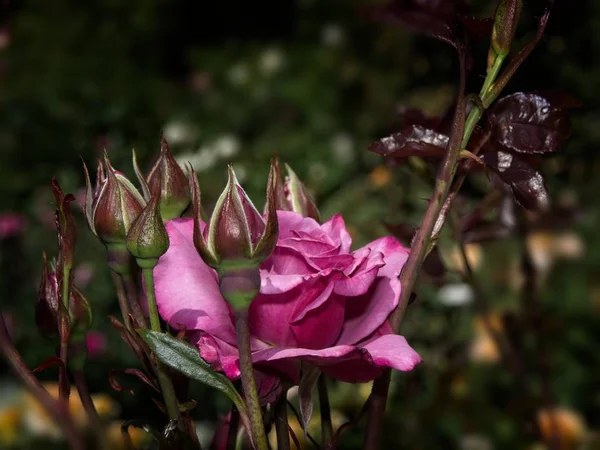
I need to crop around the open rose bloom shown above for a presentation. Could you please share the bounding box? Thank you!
[155,208,421,389]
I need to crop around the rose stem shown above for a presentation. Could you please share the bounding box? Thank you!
[58,264,71,401]
[0,313,85,450]
[274,391,290,450]
[318,375,333,446]
[142,267,181,422]
[110,271,132,327]
[121,271,148,328]
[106,245,147,328]
[235,308,269,450]
[362,43,515,450]
[226,408,240,450]
[73,368,107,450]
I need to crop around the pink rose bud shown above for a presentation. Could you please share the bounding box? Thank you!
[145,138,191,221]
[83,153,146,247]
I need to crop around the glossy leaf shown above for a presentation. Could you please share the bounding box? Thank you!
[369,125,449,159]
[138,330,246,413]
[481,151,549,211]
[488,92,573,154]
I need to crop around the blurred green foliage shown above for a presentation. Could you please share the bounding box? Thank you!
[2,0,600,449]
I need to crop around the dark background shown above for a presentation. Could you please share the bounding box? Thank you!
[1,0,600,448]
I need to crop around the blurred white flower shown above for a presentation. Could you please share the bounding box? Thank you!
[459,434,493,450]
[321,23,345,47]
[331,133,354,164]
[437,283,474,307]
[176,147,217,172]
[228,63,250,86]
[213,135,240,159]
[309,162,327,182]
[163,120,196,146]
[259,47,284,75]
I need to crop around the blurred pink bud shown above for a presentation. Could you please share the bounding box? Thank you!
[85,331,107,359]
[0,212,26,239]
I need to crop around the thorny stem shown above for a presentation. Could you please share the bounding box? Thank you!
[110,271,133,328]
[121,272,147,328]
[58,339,70,401]
[318,375,333,447]
[274,392,291,450]
[73,369,107,450]
[363,47,513,450]
[235,309,269,450]
[0,313,85,450]
[142,268,181,422]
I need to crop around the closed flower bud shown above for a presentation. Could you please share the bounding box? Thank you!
[35,253,61,339]
[489,0,522,61]
[126,180,170,269]
[189,163,279,308]
[145,138,191,221]
[35,254,92,340]
[83,153,146,247]
[276,162,320,222]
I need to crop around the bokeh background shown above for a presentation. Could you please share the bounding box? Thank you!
[1,0,600,449]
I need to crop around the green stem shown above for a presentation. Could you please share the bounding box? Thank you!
[142,268,181,422]
[480,54,505,99]
[318,375,333,447]
[235,309,268,450]
[274,393,290,450]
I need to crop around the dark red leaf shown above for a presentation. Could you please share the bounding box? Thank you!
[33,355,66,373]
[370,125,449,159]
[109,368,159,396]
[364,0,469,48]
[482,151,549,211]
[488,92,573,155]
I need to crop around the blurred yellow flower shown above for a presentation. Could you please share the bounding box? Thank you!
[21,382,119,438]
[368,166,392,188]
[0,405,21,445]
[107,421,152,450]
[444,243,483,275]
[537,407,587,450]
[469,314,503,364]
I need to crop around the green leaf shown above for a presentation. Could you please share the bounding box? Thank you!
[138,329,246,412]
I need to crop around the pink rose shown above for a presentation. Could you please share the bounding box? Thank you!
[154,211,421,385]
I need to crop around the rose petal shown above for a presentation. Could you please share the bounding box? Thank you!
[321,214,352,253]
[291,291,345,349]
[323,334,421,382]
[363,237,409,278]
[250,278,343,348]
[360,334,422,372]
[336,277,401,345]
[154,219,236,343]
